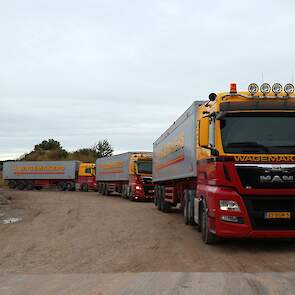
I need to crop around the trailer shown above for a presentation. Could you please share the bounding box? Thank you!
[96,152,154,200]
[3,161,96,191]
[153,83,295,244]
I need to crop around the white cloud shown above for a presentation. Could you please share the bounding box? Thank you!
[1,0,295,159]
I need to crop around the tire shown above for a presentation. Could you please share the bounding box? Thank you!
[154,186,158,207]
[8,181,17,189]
[201,203,218,244]
[26,182,33,190]
[188,190,196,225]
[57,182,66,191]
[17,182,25,190]
[122,185,126,199]
[161,186,170,213]
[183,190,189,225]
[157,186,162,211]
[81,183,89,192]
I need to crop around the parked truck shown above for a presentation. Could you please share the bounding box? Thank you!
[96,152,154,200]
[153,82,295,243]
[3,161,96,191]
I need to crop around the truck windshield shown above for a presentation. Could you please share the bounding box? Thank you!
[220,112,295,154]
[137,161,152,174]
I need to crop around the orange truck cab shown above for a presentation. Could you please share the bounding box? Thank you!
[76,163,96,192]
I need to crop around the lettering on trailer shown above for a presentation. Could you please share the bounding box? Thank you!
[98,161,124,174]
[234,155,295,162]
[157,133,185,160]
[155,134,185,171]
[13,165,65,175]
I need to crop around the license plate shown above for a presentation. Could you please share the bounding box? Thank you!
[264,212,291,219]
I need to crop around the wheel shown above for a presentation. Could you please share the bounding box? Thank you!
[57,182,66,191]
[8,181,16,189]
[160,186,170,213]
[98,183,102,194]
[122,185,126,199]
[17,182,25,190]
[157,186,162,211]
[26,182,33,190]
[81,183,89,192]
[201,203,218,244]
[66,183,75,191]
[183,190,189,225]
[154,186,158,207]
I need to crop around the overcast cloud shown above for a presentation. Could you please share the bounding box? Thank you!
[1,0,295,160]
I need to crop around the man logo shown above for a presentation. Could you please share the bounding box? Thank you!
[260,175,294,183]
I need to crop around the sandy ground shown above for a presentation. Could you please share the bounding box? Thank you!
[1,190,295,294]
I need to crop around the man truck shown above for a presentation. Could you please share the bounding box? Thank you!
[96,152,154,200]
[3,161,96,191]
[153,82,295,243]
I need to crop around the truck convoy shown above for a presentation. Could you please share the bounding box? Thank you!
[3,161,96,191]
[96,152,154,200]
[153,83,295,243]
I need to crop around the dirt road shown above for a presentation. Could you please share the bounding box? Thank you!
[1,190,295,274]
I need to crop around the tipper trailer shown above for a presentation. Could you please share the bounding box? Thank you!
[96,152,154,200]
[153,82,295,243]
[3,161,96,191]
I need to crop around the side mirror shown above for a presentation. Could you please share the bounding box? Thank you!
[199,117,209,148]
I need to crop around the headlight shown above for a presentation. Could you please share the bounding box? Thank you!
[135,185,141,190]
[248,83,259,95]
[284,83,295,95]
[219,200,240,212]
[260,83,271,95]
[272,83,283,95]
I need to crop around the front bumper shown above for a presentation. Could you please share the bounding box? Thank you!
[207,186,295,238]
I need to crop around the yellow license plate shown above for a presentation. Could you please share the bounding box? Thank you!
[264,212,291,219]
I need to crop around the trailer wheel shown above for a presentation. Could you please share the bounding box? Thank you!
[26,182,34,190]
[8,181,17,189]
[161,186,170,213]
[57,182,66,191]
[17,182,25,190]
[157,187,162,211]
[201,203,218,244]
[122,185,127,199]
[154,186,158,207]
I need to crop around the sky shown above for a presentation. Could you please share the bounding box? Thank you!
[1,0,295,160]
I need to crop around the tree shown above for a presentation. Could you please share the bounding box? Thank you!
[94,139,113,158]
[34,139,63,152]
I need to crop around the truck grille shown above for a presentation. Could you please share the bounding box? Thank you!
[236,164,295,189]
[143,185,154,196]
[243,196,295,230]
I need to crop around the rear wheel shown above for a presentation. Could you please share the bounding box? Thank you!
[17,182,25,190]
[81,183,89,192]
[154,186,158,207]
[57,182,66,191]
[26,182,33,190]
[8,181,17,189]
[160,186,170,213]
